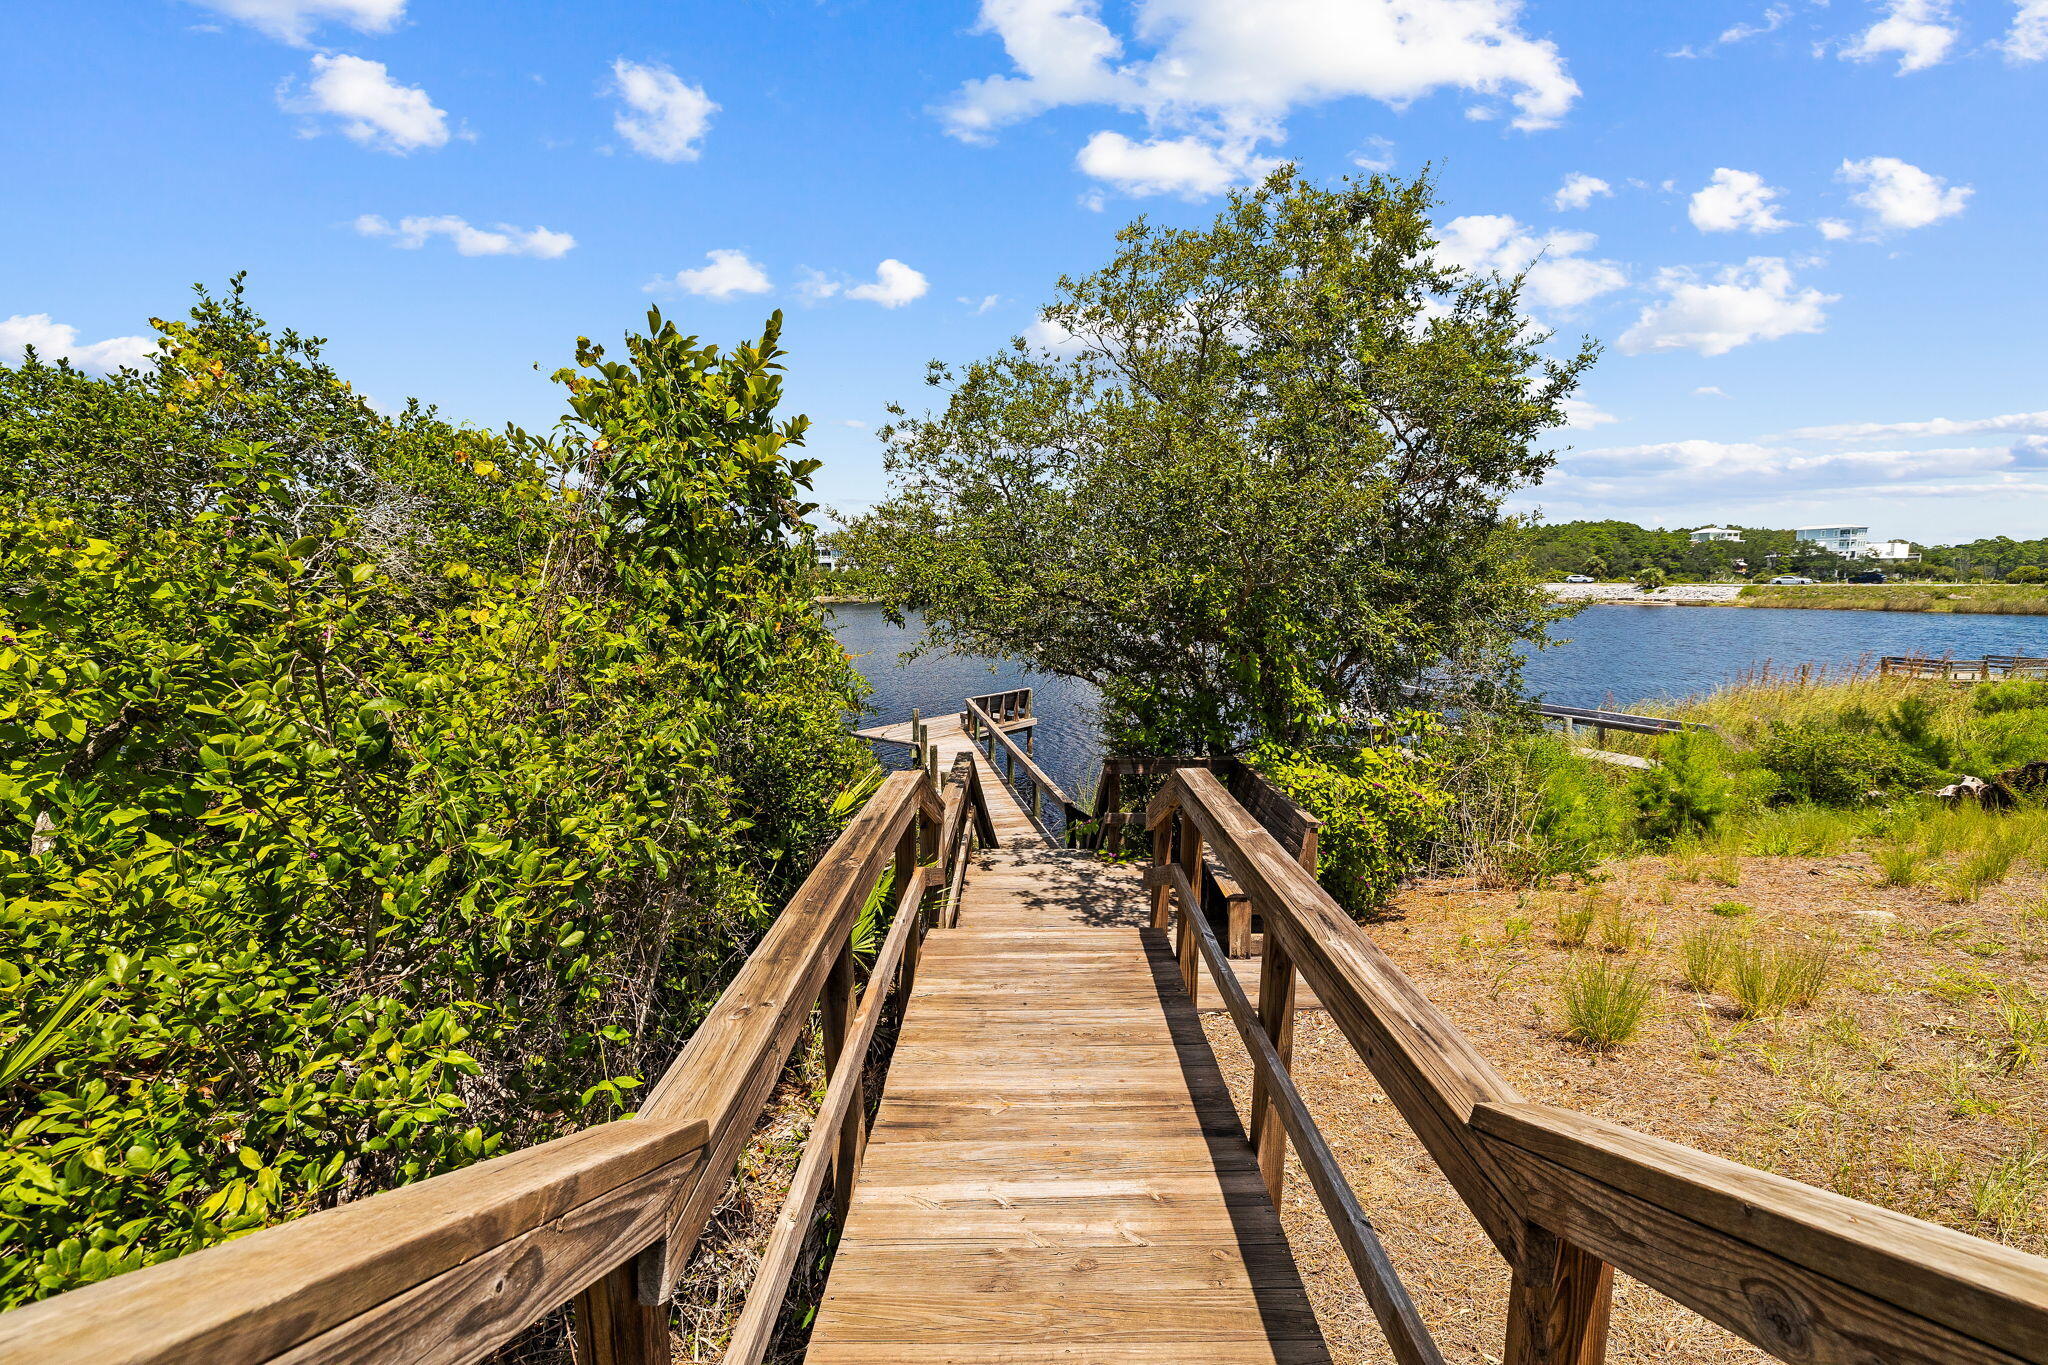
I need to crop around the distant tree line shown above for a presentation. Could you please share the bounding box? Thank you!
[1518,520,2048,582]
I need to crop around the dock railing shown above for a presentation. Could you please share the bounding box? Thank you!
[1881,654,2048,681]
[961,688,1091,842]
[1145,765,2048,1365]
[1,767,986,1365]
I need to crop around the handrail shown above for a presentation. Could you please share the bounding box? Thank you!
[1153,860,1444,1365]
[962,694,1088,841]
[1147,767,2048,1365]
[4,766,969,1365]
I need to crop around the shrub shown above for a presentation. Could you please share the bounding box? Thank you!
[1755,722,1938,806]
[1249,726,1450,919]
[1632,731,1732,842]
[1458,734,1634,888]
[1973,679,2048,715]
[1557,959,1655,1049]
[0,297,873,1304]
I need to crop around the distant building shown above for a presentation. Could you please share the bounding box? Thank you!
[816,544,846,571]
[1796,524,1870,556]
[1689,526,1743,543]
[1861,539,1919,561]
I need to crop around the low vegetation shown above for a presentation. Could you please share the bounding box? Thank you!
[1738,583,2048,613]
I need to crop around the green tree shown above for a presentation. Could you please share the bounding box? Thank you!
[846,168,1593,753]
[0,292,871,1302]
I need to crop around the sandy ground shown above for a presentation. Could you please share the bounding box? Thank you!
[1203,849,2048,1363]
[1544,582,1745,606]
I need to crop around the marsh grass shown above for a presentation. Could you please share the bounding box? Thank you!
[1729,939,1838,1018]
[1678,925,1732,992]
[1596,898,1651,953]
[1874,841,1930,887]
[1967,1140,2048,1233]
[1558,958,1656,1049]
[1991,985,2048,1072]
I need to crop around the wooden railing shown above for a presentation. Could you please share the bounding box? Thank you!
[1882,654,2048,681]
[960,690,1090,841]
[2,766,985,1365]
[1146,766,2048,1365]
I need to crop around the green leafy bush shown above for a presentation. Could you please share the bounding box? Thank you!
[1755,722,1937,806]
[1632,730,1732,842]
[0,290,872,1303]
[1248,724,1450,918]
[1973,679,2048,715]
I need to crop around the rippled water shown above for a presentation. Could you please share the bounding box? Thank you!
[829,600,2048,799]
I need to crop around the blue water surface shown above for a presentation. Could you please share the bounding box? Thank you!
[828,601,2048,801]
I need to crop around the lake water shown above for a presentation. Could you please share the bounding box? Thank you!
[828,601,2048,800]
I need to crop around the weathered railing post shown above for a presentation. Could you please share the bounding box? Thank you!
[822,940,864,1228]
[1174,811,1203,1006]
[895,821,923,1005]
[1504,1228,1613,1365]
[571,1262,668,1365]
[1248,939,1296,1209]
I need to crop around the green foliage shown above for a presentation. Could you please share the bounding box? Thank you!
[1678,925,1732,992]
[0,289,872,1303]
[846,167,1591,754]
[1754,722,1936,806]
[1459,732,1634,886]
[1517,519,1807,582]
[1556,958,1654,1049]
[1247,724,1450,918]
[1631,731,1732,841]
[1974,680,2048,714]
[1633,566,1668,593]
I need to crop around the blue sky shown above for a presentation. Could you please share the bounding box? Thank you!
[4,0,2046,542]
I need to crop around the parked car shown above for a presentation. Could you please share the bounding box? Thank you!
[1563,573,1595,583]
[1850,570,1887,584]
[1769,575,1816,585]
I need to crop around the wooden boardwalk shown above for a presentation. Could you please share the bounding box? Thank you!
[806,835,1331,1362]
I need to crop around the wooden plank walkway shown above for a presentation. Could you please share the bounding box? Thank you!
[806,838,1332,1362]
[860,711,1049,847]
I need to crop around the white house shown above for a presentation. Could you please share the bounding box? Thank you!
[1860,539,1919,561]
[1689,526,1743,543]
[1795,525,1870,556]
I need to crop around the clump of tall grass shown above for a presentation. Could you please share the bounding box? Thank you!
[1557,959,1656,1049]
[1746,805,1860,857]
[1554,901,1595,949]
[1678,925,1732,992]
[1728,939,1838,1018]
[1874,840,1929,887]
[1991,984,2048,1072]
[1939,832,2027,904]
[1596,897,1651,953]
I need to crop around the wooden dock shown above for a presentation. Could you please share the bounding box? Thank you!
[808,849,1328,1362]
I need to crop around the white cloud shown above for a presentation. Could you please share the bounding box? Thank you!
[1551,172,1611,211]
[959,294,1002,313]
[182,0,403,45]
[1842,0,1957,72]
[1561,397,1617,429]
[1687,168,1790,233]
[609,59,716,163]
[0,314,155,373]
[944,0,1580,195]
[1719,4,1792,44]
[1784,409,2048,440]
[1837,156,1970,230]
[845,260,930,308]
[1694,385,1729,397]
[1352,135,1397,173]
[1434,214,1627,309]
[649,249,772,299]
[1542,439,2044,507]
[2007,1,2048,60]
[286,54,448,153]
[1074,131,1278,198]
[1619,257,1834,356]
[353,214,575,258]
[1816,217,1855,240]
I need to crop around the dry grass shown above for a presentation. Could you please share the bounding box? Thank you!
[1202,840,2048,1364]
